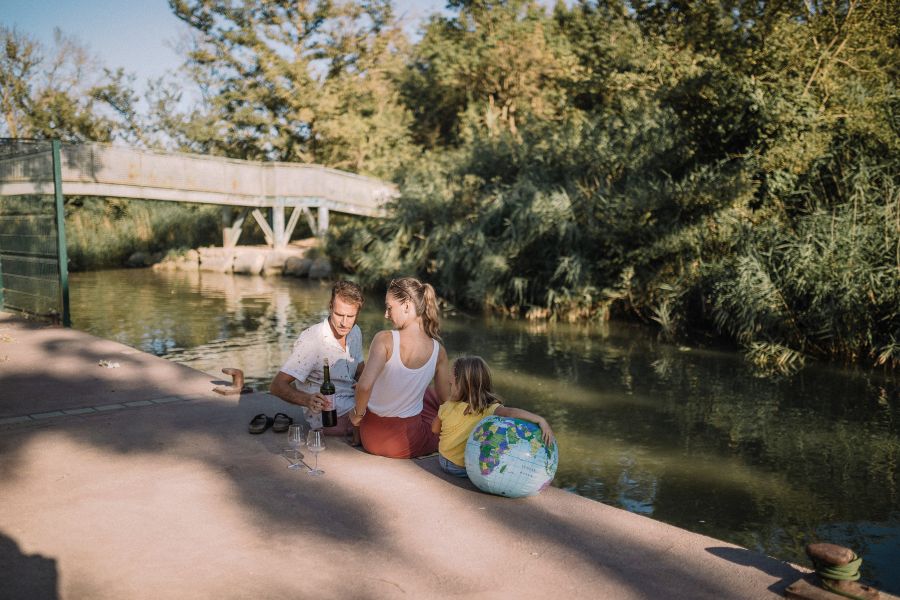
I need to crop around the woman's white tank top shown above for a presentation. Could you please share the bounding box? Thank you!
[367,330,439,418]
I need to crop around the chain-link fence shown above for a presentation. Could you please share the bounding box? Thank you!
[0,139,70,325]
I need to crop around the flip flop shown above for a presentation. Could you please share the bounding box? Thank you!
[272,412,293,433]
[248,413,273,434]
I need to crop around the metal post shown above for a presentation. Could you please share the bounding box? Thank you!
[51,140,71,327]
[0,251,4,310]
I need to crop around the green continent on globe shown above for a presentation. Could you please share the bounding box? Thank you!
[472,418,555,476]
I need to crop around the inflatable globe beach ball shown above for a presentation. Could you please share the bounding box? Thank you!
[464,415,559,498]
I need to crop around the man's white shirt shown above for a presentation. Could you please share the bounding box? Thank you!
[278,318,363,425]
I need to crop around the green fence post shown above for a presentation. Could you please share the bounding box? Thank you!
[51,140,70,327]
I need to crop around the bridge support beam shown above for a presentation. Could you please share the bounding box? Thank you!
[283,207,303,247]
[223,208,248,249]
[251,209,276,247]
[301,207,316,235]
[272,206,285,247]
[317,206,329,237]
[221,203,331,249]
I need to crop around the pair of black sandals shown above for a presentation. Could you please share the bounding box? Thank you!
[248,412,293,434]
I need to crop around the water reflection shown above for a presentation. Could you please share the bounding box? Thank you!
[70,269,900,593]
[72,269,332,388]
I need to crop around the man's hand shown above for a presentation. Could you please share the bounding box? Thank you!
[307,392,329,412]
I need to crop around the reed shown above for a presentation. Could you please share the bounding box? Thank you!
[65,198,221,270]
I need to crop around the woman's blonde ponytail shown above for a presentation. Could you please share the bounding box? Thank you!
[388,277,442,341]
[421,283,441,341]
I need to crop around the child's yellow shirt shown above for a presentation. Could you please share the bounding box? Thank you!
[437,401,501,467]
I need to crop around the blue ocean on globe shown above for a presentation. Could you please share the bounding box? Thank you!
[464,415,559,498]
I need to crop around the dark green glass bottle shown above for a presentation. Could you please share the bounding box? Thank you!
[320,358,337,427]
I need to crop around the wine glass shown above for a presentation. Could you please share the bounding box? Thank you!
[305,428,325,476]
[286,424,304,470]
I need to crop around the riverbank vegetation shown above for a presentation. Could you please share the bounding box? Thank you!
[332,0,900,371]
[1,1,897,369]
[65,198,222,270]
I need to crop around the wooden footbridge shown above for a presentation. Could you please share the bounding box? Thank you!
[0,141,397,248]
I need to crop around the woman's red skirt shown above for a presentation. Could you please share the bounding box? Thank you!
[359,387,440,458]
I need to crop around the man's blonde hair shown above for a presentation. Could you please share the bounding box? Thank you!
[330,280,364,309]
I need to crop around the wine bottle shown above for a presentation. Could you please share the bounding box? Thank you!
[320,358,337,427]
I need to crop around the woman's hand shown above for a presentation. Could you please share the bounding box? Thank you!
[349,407,366,426]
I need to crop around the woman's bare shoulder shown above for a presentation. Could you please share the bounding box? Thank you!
[372,330,393,344]
[370,330,394,354]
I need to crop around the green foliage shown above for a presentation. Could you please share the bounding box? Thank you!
[0,27,140,142]
[65,198,221,270]
[710,161,900,368]
[328,0,899,369]
[6,0,896,370]
[401,0,577,146]
[165,0,416,178]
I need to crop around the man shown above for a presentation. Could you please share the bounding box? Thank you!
[270,280,365,438]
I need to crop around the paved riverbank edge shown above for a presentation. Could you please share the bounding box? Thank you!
[0,311,863,600]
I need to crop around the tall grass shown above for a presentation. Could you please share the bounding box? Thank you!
[65,198,222,270]
[710,164,900,370]
[328,122,899,370]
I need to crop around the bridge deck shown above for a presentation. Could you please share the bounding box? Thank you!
[0,142,396,217]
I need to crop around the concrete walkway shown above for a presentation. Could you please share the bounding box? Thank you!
[0,312,836,599]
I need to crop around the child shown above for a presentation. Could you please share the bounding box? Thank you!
[431,356,555,477]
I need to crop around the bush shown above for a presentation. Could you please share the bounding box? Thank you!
[65,198,222,270]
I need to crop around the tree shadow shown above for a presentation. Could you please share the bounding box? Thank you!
[0,530,59,600]
[402,443,799,598]
[451,486,799,598]
[0,342,378,545]
[706,546,806,595]
[0,315,813,598]
[408,453,480,492]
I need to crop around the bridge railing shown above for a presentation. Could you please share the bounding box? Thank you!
[0,142,398,216]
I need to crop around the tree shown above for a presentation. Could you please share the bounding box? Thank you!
[0,26,140,142]
[330,0,899,369]
[402,0,577,147]
[167,0,414,177]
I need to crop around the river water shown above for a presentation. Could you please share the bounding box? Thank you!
[69,268,900,592]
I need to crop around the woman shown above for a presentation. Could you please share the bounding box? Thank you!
[349,277,450,458]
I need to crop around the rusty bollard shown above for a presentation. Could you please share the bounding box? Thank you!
[213,367,253,395]
[786,542,879,600]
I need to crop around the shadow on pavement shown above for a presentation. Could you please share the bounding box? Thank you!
[707,546,804,595]
[0,531,58,600]
[0,316,808,598]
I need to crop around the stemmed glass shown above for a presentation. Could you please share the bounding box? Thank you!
[286,424,304,470]
[305,428,325,476]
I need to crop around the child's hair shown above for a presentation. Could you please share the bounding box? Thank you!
[453,356,503,415]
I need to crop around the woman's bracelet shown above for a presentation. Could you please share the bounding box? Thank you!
[352,407,366,419]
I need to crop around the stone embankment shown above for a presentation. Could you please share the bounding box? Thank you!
[5,311,885,600]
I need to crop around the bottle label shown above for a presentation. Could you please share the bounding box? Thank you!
[321,393,337,427]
